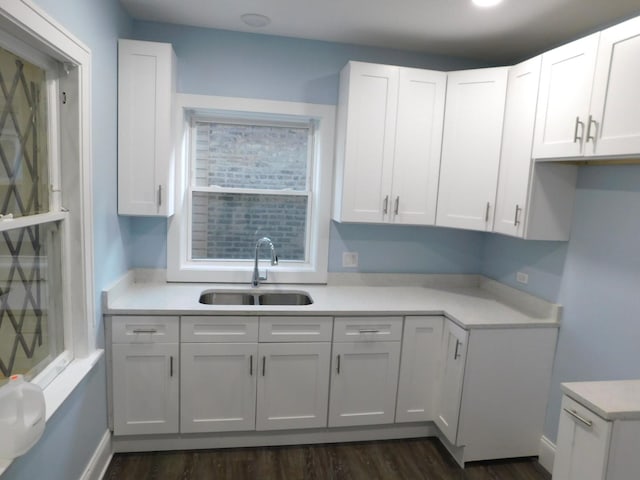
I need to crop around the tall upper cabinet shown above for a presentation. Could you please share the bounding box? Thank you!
[333,61,446,225]
[118,39,176,216]
[533,15,640,160]
[493,56,577,240]
[436,67,508,231]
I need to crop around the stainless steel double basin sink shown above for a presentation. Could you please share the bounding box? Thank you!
[199,290,313,306]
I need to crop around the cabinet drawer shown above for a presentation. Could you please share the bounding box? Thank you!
[259,316,333,342]
[181,316,258,342]
[561,395,611,438]
[111,316,179,343]
[333,317,402,342]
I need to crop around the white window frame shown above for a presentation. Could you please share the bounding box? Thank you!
[0,0,97,435]
[168,94,335,284]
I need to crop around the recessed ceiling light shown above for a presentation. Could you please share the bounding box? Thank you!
[472,0,503,7]
[241,13,271,28]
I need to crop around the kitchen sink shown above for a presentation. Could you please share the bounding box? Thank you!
[258,292,313,305]
[198,290,313,306]
[199,291,256,305]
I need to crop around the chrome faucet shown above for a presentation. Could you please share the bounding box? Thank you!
[252,237,278,287]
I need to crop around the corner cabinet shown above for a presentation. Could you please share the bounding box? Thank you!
[493,56,577,241]
[534,15,640,160]
[435,319,558,465]
[436,67,508,231]
[333,61,446,225]
[118,39,176,216]
[110,316,179,436]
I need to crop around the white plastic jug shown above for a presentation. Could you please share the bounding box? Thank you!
[0,374,46,459]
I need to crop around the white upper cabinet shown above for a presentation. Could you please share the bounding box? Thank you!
[118,39,176,216]
[589,15,640,157]
[333,61,446,225]
[534,15,640,160]
[436,67,509,231]
[493,56,577,241]
[533,34,599,159]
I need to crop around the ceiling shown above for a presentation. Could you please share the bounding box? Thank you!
[119,0,640,63]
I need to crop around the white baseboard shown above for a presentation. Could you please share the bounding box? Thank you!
[538,435,556,474]
[80,430,112,480]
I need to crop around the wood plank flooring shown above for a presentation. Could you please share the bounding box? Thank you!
[104,438,551,480]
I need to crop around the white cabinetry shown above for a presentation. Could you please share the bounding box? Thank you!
[436,67,508,231]
[435,320,558,465]
[118,39,176,216]
[553,383,640,480]
[534,15,640,159]
[333,61,446,225]
[493,56,577,240]
[329,317,402,427]
[180,316,258,433]
[110,316,179,436]
[396,316,443,423]
[256,316,332,431]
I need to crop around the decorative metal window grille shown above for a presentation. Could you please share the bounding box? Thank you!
[0,46,61,385]
[190,120,312,262]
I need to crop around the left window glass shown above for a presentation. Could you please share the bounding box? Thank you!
[0,45,63,386]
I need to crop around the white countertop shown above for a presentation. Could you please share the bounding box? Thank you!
[562,380,640,421]
[103,271,561,330]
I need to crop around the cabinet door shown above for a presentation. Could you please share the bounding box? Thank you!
[434,321,468,446]
[552,396,611,480]
[390,68,446,226]
[493,56,541,238]
[256,343,331,431]
[588,16,640,157]
[533,34,599,159]
[118,39,175,216]
[395,316,443,423]
[112,343,178,435]
[436,67,508,231]
[180,343,257,433]
[329,341,400,427]
[335,62,398,223]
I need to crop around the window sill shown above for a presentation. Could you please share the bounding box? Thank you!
[0,350,104,475]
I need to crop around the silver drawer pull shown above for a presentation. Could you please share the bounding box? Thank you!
[564,408,593,428]
[132,329,158,334]
[358,329,380,334]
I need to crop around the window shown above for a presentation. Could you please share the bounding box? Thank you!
[168,95,335,284]
[0,1,95,399]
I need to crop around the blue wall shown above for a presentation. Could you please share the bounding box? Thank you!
[1,1,131,479]
[482,165,640,441]
[128,21,487,274]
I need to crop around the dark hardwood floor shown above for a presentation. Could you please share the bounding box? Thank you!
[104,438,551,480]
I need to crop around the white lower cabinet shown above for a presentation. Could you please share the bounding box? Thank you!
[395,316,443,423]
[553,394,640,480]
[110,316,180,436]
[256,342,331,430]
[180,343,257,433]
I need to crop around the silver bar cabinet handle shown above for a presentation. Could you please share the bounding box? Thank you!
[169,356,174,377]
[394,196,400,215]
[514,205,521,227]
[454,340,462,360]
[336,354,341,374]
[573,116,584,143]
[586,115,597,143]
[383,195,389,215]
[132,328,157,334]
[485,202,490,222]
[358,329,380,334]
[564,408,593,428]
[262,356,266,376]
[250,355,253,376]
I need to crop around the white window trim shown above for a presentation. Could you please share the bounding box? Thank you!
[0,0,96,465]
[168,94,335,284]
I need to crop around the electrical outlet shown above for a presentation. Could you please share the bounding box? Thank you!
[516,272,529,284]
[342,251,358,268]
